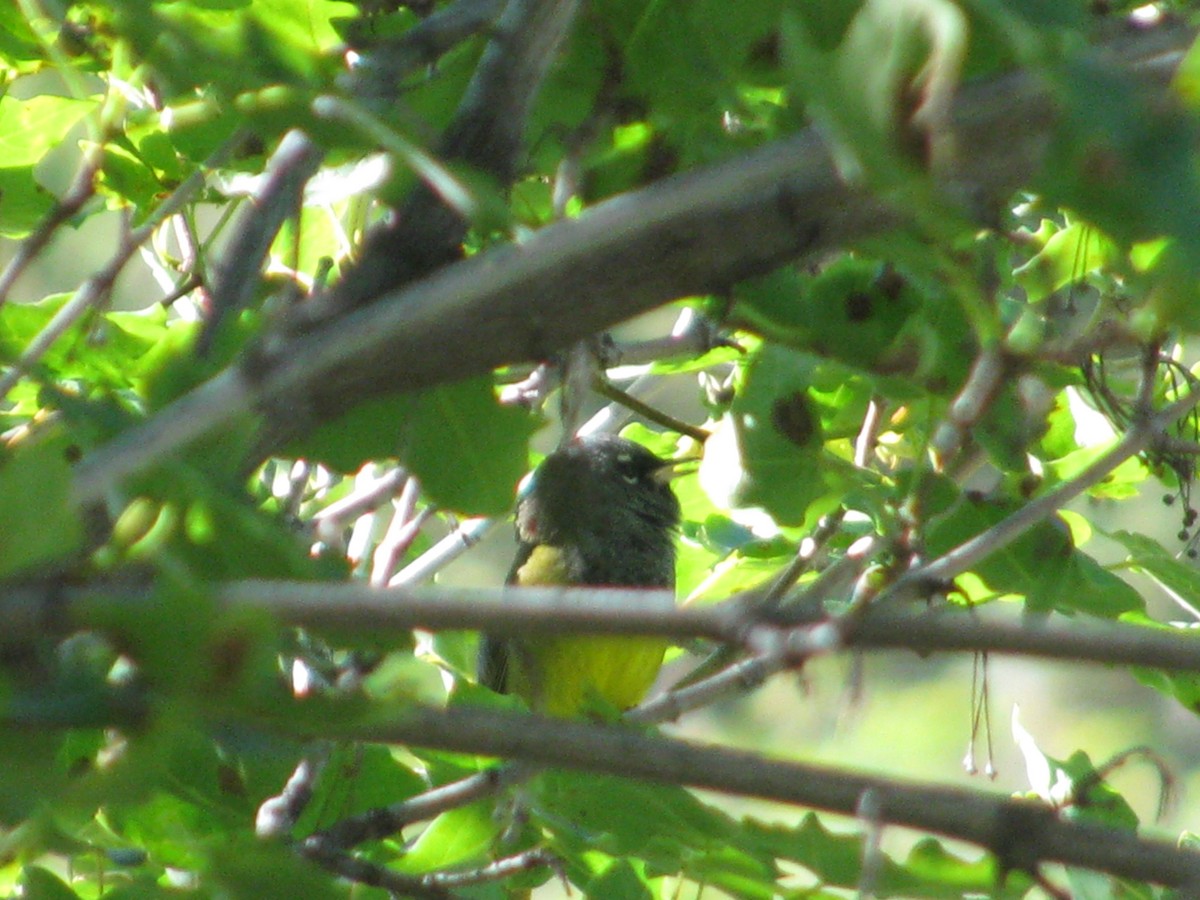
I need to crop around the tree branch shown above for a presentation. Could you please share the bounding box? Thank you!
[317,702,1200,889]
[0,133,241,401]
[198,130,324,354]
[345,0,507,96]
[888,388,1200,599]
[0,142,104,308]
[70,24,1194,500]
[7,580,1200,673]
[316,0,583,313]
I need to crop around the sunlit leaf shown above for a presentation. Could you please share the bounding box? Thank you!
[927,498,1141,616]
[1012,706,1139,830]
[0,96,96,166]
[392,800,497,874]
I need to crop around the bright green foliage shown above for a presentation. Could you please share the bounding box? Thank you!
[291,375,535,514]
[743,815,1031,898]
[1012,707,1141,830]
[926,500,1143,615]
[3,0,1200,898]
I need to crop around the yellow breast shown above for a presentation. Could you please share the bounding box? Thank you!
[511,545,669,716]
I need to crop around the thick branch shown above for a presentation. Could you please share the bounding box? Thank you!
[7,580,1200,673]
[71,24,1194,499]
[321,0,582,312]
[266,22,1189,408]
[326,703,1200,889]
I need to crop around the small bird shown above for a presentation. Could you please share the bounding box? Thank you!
[478,434,681,716]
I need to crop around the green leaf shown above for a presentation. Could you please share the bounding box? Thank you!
[396,378,536,517]
[290,377,534,516]
[92,884,192,900]
[283,391,407,473]
[1130,657,1200,716]
[735,262,922,368]
[19,866,79,900]
[0,96,96,166]
[296,744,427,835]
[583,858,653,900]
[96,141,166,216]
[701,344,853,526]
[208,836,341,900]
[79,574,216,696]
[0,166,56,238]
[0,298,176,393]
[1013,221,1121,304]
[783,0,968,195]
[393,800,498,873]
[972,381,1041,472]
[1039,548,1142,618]
[534,771,777,898]
[255,0,355,54]
[743,814,1027,897]
[1106,529,1200,603]
[1099,532,1200,712]
[98,462,334,581]
[623,0,732,153]
[107,0,349,102]
[0,428,84,578]
[0,6,42,65]
[926,499,1141,616]
[679,548,790,606]
[732,260,971,392]
[1012,707,1139,830]
[1040,57,1200,255]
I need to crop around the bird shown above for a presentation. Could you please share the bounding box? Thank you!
[477,433,681,716]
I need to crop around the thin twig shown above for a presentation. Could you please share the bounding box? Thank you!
[629,651,780,725]
[592,378,711,443]
[854,396,886,468]
[669,517,857,694]
[388,517,499,586]
[0,134,242,401]
[893,388,1200,596]
[344,0,507,99]
[371,498,432,587]
[298,841,453,898]
[312,465,409,547]
[307,765,528,850]
[0,144,104,307]
[198,130,323,354]
[255,744,332,838]
[930,346,1008,469]
[425,848,557,889]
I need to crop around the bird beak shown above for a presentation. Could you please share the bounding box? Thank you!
[651,453,700,485]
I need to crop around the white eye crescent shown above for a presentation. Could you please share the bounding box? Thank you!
[615,452,640,483]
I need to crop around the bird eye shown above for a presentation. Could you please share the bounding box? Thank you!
[615,452,641,484]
